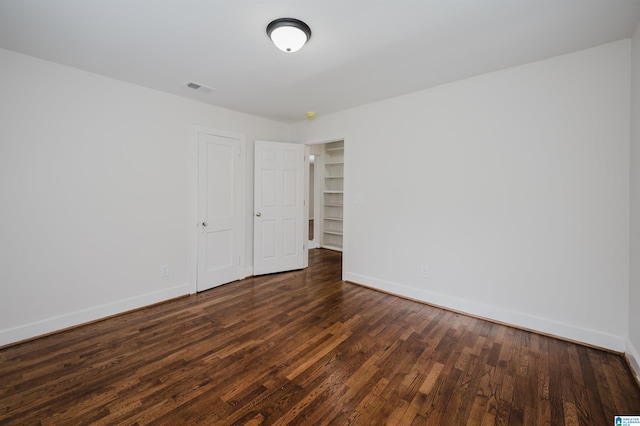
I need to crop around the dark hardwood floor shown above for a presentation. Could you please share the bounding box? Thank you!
[1,249,639,425]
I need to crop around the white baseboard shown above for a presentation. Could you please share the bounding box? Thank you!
[0,283,190,347]
[344,272,626,352]
[626,339,640,383]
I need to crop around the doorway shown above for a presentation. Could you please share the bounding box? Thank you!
[307,139,344,253]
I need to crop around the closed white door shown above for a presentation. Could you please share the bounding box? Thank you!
[197,132,242,291]
[254,140,305,275]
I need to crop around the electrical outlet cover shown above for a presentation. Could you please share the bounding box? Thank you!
[420,266,429,278]
[160,265,169,277]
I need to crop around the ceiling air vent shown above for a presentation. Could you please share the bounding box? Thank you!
[185,81,216,94]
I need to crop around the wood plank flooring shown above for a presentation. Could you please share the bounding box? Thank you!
[1,249,639,425]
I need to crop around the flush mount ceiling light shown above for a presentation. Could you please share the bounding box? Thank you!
[266,18,311,53]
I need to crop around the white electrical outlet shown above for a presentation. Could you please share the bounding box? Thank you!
[160,265,169,277]
[420,265,429,278]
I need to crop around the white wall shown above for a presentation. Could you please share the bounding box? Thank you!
[292,40,631,351]
[2,39,636,354]
[0,48,289,346]
[629,22,640,378]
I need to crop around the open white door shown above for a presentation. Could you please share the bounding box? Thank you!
[254,140,306,275]
[197,132,243,291]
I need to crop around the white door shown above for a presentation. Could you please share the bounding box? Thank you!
[254,140,306,275]
[197,132,242,291]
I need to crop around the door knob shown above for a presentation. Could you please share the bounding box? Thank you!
[202,221,208,227]
[256,212,262,217]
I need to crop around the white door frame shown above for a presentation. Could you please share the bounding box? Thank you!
[308,153,321,250]
[304,145,310,267]
[189,126,246,293]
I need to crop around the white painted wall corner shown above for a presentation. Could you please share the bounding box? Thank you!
[626,338,640,383]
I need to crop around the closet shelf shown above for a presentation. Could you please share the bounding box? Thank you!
[321,140,344,252]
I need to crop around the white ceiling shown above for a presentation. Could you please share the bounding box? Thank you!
[1,0,640,123]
